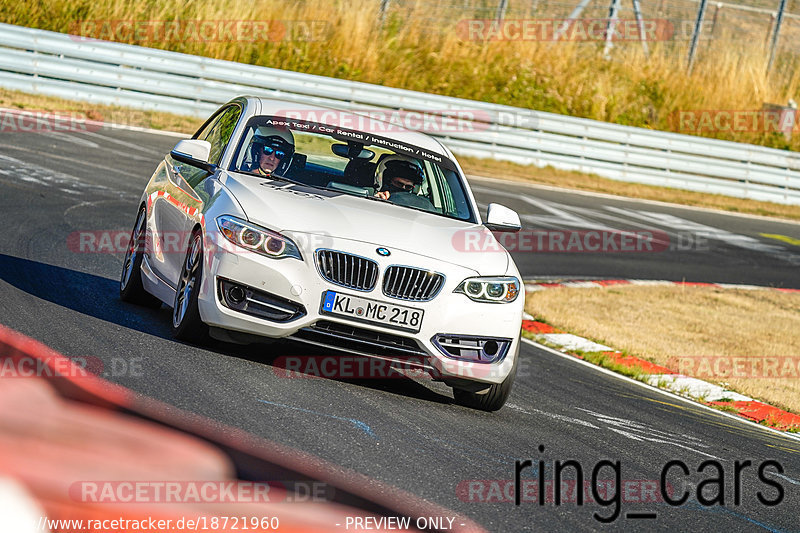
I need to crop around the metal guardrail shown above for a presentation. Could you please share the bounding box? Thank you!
[1,22,799,205]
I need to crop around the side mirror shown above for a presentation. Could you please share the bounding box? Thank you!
[170,139,215,172]
[484,203,522,232]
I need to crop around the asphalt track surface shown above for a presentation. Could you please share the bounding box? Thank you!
[1,127,799,532]
[467,181,800,288]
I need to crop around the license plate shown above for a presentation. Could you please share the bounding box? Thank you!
[320,291,424,333]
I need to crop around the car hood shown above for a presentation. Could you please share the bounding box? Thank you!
[219,173,510,275]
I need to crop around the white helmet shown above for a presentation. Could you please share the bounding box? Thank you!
[253,126,294,146]
[248,126,295,175]
[375,154,424,191]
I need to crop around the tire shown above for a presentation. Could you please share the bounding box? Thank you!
[452,355,518,412]
[171,230,209,342]
[120,207,162,308]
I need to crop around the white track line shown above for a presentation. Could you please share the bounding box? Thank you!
[0,107,187,138]
[468,174,800,226]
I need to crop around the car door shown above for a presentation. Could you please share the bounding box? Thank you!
[152,104,243,288]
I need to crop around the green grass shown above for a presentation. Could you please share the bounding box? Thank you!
[520,329,650,383]
[579,351,649,382]
[707,402,740,414]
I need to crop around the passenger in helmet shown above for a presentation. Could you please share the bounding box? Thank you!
[243,128,295,176]
[375,157,425,201]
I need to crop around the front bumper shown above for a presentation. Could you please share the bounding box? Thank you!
[196,231,523,385]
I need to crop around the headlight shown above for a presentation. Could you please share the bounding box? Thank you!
[216,215,301,260]
[454,276,520,303]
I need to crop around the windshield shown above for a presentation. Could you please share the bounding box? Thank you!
[229,115,476,222]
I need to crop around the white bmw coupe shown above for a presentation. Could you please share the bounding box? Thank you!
[121,97,524,410]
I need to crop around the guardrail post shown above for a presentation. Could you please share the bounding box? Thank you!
[379,0,390,26]
[764,12,775,45]
[744,160,751,197]
[767,0,788,73]
[709,2,722,37]
[632,0,649,56]
[495,0,509,21]
[603,0,621,59]
[555,0,592,41]
[687,0,708,74]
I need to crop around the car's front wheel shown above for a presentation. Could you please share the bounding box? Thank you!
[120,207,162,308]
[172,231,209,342]
[452,355,517,412]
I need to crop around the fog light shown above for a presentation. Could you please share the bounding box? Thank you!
[483,340,498,357]
[431,334,511,363]
[217,278,306,323]
[227,285,246,304]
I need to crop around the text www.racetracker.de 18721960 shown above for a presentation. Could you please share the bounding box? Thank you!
[36,516,280,532]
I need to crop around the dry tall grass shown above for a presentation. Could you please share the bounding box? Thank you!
[526,286,800,413]
[2,0,799,150]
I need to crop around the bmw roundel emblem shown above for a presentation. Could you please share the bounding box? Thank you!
[376,247,391,257]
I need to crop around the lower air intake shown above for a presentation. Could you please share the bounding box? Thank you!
[431,334,511,363]
[218,278,305,322]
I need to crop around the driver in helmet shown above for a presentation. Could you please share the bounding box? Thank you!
[244,128,295,177]
[375,158,425,200]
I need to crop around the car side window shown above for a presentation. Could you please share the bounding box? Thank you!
[193,109,223,142]
[181,105,242,190]
[202,106,243,167]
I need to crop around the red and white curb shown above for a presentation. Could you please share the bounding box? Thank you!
[524,279,800,293]
[520,319,800,432]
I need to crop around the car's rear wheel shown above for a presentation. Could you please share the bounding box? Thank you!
[172,231,209,342]
[120,207,162,308]
[452,355,517,412]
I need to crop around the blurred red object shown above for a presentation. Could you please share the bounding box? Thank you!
[0,324,485,533]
